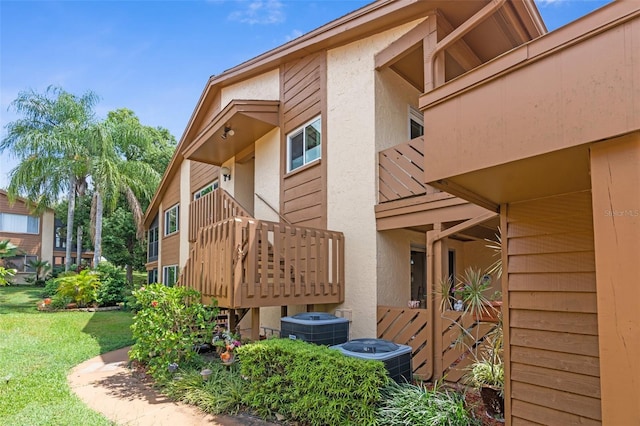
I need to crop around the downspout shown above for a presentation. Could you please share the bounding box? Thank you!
[427,0,507,91]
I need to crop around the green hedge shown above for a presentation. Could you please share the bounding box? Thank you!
[236,338,390,425]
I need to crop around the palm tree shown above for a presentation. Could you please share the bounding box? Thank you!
[0,86,98,271]
[87,115,160,268]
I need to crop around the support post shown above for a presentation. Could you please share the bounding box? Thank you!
[251,307,260,341]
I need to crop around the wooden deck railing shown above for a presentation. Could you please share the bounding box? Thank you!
[378,137,440,203]
[189,189,251,242]
[179,217,345,309]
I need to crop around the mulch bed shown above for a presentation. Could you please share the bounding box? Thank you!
[463,388,504,426]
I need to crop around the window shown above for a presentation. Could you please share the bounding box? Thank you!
[287,117,321,172]
[409,106,424,139]
[55,226,66,249]
[164,204,179,236]
[194,180,219,200]
[148,268,158,284]
[148,226,159,260]
[0,213,39,234]
[162,265,179,287]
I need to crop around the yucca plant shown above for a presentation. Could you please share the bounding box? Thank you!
[454,267,493,320]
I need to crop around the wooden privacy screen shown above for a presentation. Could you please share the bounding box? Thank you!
[377,306,432,379]
[377,306,499,382]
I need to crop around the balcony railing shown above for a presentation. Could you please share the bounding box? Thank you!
[189,188,251,242]
[179,217,345,309]
[378,137,440,203]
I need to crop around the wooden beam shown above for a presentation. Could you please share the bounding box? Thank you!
[435,11,482,71]
[375,14,435,70]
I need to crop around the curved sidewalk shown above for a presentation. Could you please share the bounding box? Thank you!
[68,346,275,426]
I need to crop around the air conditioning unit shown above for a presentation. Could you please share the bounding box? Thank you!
[280,312,349,346]
[331,338,412,383]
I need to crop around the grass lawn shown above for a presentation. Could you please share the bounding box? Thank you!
[0,286,134,425]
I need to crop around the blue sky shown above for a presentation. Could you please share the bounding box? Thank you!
[0,0,612,189]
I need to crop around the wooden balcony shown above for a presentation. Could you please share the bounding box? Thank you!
[189,189,251,242]
[378,137,440,204]
[179,216,345,309]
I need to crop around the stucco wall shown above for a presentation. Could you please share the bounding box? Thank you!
[326,20,422,338]
[254,128,280,223]
[220,69,279,106]
[375,67,422,152]
[40,210,54,265]
[376,229,424,307]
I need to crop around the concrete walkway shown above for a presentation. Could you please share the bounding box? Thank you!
[68,347,276,426]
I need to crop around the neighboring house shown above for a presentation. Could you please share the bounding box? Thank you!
[0,189,54,283]
[144,0,545,378]
[420,1,639,425]
[51,218,94,269]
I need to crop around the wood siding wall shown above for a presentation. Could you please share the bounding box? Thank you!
[0,193,42,256]
[506,191,601,425]
[190,161,219,196]
[280,53,327,229]
[161,173,181,266]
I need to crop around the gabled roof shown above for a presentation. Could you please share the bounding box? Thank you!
[144,0,545,226]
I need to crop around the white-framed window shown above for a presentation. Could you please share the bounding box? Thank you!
[148,268,158,284]
[162,265,179,287]
[287,116,321,172]
[193,180,219,200]
[409,105,424,140]
[0,213,39,234]
[164,204,179,236]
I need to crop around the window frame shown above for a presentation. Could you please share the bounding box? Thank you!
[148,268,158,284]
[162,265,179,287]
[163,204,179,236]
[0,212,40,235]
[193,180,219,200]
[148,225,159,261]
[409,105,424,140]
[286,116,322,173]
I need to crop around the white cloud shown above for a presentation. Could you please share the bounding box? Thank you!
[284,29,303,42]
[228,0,285,25]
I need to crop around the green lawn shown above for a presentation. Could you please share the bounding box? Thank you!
[0,286,134,425]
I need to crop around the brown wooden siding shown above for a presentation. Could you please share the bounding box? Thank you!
[163,172,180,209]
[190,161,219,196]
[190,91,222,141]
[162,234,179,266]
[280,53,326,229]
[0,192,42,256]
[506,191,601,425]
[161,173,181,266]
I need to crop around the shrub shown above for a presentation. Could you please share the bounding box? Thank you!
[237,338,390,425]
[163,362,247,415]
[54,270,101,307]
[129,284,218,378]
[41,278,60,298]
[95,263,128,306]
[378,382,479,426]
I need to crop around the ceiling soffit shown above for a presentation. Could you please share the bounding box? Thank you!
[182,100,279,166]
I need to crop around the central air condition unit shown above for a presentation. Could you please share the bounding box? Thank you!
[331,338,412,383]
[280,312,349,346]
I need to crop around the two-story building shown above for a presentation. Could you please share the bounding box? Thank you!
[144,0,544,380]
[0,189,54,282]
